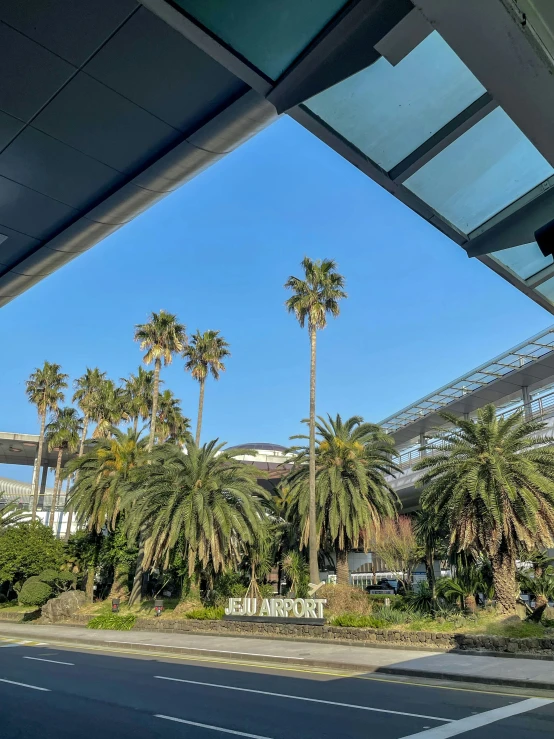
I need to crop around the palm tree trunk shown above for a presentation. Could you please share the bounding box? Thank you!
[426,546,437,601]
[308,324,319,585]
[31,410,47,521]
[129,526,147,606]
[49,448,63,530]
[195,377,205,446]
[64,477,73,541]
[464,593,477,613]
[65,416,88,540]
[336,547,350,585]
[133,416,138,435]
[109,563,130,600]
[148,358,161,452]
[85,565,96,601]
[492,550,518,614]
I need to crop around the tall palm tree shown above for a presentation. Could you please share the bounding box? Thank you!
[122,367,154,435]
[91,379,127,438]
[134,311,187,452]
[184,330,230,445]
[73,368,105,455]
[123,440,267,580]
[45,408,82,530]
[69,368,106,538]
[414,405,554,613]
[0,502,30,531]
[26,362,68,520]
[284,258,346,584]
[156,389,191,444]
[286,414,399,585]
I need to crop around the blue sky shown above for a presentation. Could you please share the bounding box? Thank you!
[1,116,552,483]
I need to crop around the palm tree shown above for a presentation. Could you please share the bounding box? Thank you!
[123,440,267,581]
[286,414,398,585]
[45,408,82,530]
[414,405,554,614]
[122,367,154,435]
[26,362,68,520]
[414,509,448,603]
[134,311,187,452]
[284,258,347,584]
[69,368,106,538]
[64,428,148,600]
[73,368,105,454]
[91,379,127,438]
[184,330,230,445]
[156,389,191,444]
[0,502,30,531]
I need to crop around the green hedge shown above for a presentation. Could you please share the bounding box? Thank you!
[18,579,52,607]
[87,614,136,631]
[330,613,386,628]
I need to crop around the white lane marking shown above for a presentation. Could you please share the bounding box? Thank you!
[153,675,452,723]
[0,678,49,692]
[106,641,303,660]
[155,714,272,738]
[399,698,553,738]
[23,656,74,666]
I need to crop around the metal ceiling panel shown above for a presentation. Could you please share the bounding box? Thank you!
[33,72,180,173]
[0,111,24,149]
[0,175,77,240]
[0,0,138,67]
[0,127,123,210]
[85,7,246,133]
[0,22,74,122]
[0,225,40,269]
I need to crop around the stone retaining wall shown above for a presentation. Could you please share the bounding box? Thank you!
[0,609,40,623]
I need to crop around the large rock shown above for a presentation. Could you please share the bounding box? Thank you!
[41,590,87,623]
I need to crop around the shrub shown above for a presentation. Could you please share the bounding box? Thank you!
[185,607,224,620]
[0,594,7,604]
[259,584,275,598]
[38,570,77,592]
[330,613,386,628]
[18,579,52,607]
[318,584,372,616]
[87,614,136,630]
[372,606,415,625]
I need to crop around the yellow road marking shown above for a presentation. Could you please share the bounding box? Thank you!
[4,636,550,700]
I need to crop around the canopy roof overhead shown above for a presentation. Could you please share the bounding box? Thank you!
[381,325,554,446]
[4,0,554,311]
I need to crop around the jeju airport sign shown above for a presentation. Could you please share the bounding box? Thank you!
[224,597,326,623]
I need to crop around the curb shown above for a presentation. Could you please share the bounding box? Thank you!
[3,629,554,693]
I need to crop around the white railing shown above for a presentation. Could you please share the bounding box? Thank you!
[396,388,554,470]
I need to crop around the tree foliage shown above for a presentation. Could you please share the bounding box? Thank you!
[0,522,64,584]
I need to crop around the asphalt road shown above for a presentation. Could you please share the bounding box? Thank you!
[0,639,553,739]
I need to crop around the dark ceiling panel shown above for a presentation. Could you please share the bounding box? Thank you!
[0,127,123,210]
[0,111,24,150]
[0,22,74,122]
[85,7,246,132]
[0,0,138,67]
[0,175,77,240]
[0,225,40,269]
[33,72,180,173]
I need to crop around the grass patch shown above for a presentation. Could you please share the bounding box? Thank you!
[87,614,136,630]
[0,602,37,612]
[184,607,224,620]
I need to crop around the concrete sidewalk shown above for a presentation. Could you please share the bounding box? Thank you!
[1,621,553,692]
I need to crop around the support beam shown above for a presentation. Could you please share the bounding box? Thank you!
[267,0,413,114]
[412,0,554,166]
[522,385,533,421]
[389,94,497,183]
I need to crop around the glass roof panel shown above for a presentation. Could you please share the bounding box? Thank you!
[404,107,554,233]
[306,31,485,171]
[174,0,347,80]
[490,242,553,280]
